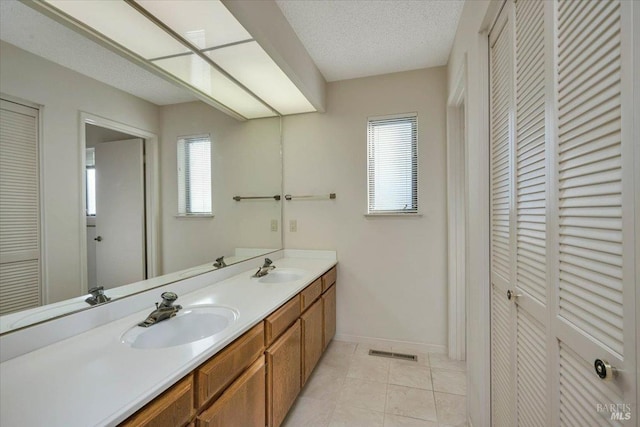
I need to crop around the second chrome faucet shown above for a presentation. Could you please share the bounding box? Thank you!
[252,258,276,278]
[138,292,182,327]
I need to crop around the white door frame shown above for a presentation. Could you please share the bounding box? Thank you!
[78,112,160,294]
[447,58,468,361]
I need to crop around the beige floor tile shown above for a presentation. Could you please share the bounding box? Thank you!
[347,354,390,383]
[354,343,393,356]
[301,369,345,402]
[383,413,439,426]
[428,353,465,372]
[329,405,384,427]
[431,369,466,395]
[325,340,357,356]
[385,385,438,422]
[316,350,351,377]
[338,377,388,412]
[388,361,432,390]
[434,392,467,426]
[281,397,335,427]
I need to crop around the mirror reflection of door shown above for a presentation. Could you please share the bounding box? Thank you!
[85,124,146,290]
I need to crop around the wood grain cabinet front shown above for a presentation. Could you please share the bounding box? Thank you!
[265,295,301,346]
[266,320,301,427]
[321,267,336,293]
[322,284,337,350]
[120,374,194,427]
[300,278,322,312]
[301,298,324,386]
[196,356,266,427]
[195,322,265,408]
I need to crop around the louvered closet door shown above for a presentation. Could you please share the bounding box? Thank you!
[489,4,517,426]
[553,0,636,424]
[0,99,41,315]
[513,0,549,426]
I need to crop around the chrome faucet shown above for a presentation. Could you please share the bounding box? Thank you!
[85,286,111,306]
[138,292,182,327]
[252,258,276,278]
[213,256,227,268]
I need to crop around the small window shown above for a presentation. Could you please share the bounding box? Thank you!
[86,147,96,216]
[367,114,418,214]
[177,135,212,215]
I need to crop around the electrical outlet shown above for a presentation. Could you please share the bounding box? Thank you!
[271,219,278,232]
[289,219,297,232]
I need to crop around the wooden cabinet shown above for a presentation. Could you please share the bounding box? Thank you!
[266,320,301,427]
[321,267,336,293]
[265,295,300,346]
[121,374,194,427]
[322,284,336,350]
[301,299,323,386]
[300,278,322,311]
[196,356,266,427]
[196,322,265,407]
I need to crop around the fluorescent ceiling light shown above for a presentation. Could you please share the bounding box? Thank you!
[45,0,188,59]
[209,42,316,115]
[41,0,317,120]
[137,0,252,51]
[154,55,275,119]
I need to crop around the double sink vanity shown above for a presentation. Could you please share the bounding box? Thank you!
[0,251,337,427]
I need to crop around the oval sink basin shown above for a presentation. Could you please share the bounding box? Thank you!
[258,269,306,283]
[121,305,238,349]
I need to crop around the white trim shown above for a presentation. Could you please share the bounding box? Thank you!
[633,0,640,417]
[78,112,161,293]
[447,56,468,361]
[333,334,446,355]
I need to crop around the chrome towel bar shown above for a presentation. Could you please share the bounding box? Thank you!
[284,193,336,201]
[233,195,281,201]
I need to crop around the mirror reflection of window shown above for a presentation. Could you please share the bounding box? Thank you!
[86,147,96,216]
[177,135,212,215]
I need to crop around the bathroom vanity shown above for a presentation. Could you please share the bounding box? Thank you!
[0,251,337,427]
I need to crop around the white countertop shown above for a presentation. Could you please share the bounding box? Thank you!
[0,254,336,427]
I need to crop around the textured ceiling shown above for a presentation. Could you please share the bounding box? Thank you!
[276,0,464,82]
[0,0,196,106]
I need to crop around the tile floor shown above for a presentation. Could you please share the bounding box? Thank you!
[282,341,467,427]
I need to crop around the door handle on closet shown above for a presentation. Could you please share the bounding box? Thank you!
[506,289,521,301]
[94,236,103,242]
[594,359,616,381]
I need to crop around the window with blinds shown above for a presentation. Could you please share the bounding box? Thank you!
[367,114,418,214]
[177,135,212,215]
[86,147,96,216]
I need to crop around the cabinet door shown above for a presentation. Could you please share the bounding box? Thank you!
[266,319,301,427]
[301,299,323,386]
[197,356,266,427]
[120,374,194,427]
[322,284,336,351]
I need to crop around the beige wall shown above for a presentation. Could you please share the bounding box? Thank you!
[0,41,160,303]
[283,67,448,351]
[159,102,281,273]
[447,1,499,426]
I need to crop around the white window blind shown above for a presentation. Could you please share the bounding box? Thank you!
[86,147,96,216]
[177,135,212,215]
[367,114,418,214]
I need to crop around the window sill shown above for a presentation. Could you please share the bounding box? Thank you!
[364,212,423,218]
[174,214,214,219]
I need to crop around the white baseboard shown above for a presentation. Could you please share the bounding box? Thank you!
[334,333,446,355]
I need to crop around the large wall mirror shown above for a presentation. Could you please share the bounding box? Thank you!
[0,1,283,333]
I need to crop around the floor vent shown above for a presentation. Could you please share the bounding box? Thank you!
[368,349,417,361]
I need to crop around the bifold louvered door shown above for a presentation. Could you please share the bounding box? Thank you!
[0,99,41,315]
[489,0,636,425]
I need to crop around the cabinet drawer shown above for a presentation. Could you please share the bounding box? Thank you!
[120,374,194,427]
[196,322,265,408]
[197,356,266,427]
[265,296,301,346]
[321,267,337,293]
[300,278,322,312]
